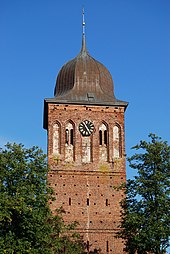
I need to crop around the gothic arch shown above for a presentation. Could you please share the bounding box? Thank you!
[64,120,75,162]
[52,121,61,156]
[113,123,122,158]
[99,121,109,162]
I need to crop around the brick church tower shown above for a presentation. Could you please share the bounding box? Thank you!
[43,11,128,254]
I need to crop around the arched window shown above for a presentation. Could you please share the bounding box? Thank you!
[99,123,108,146]
[99,123,108,162]
[65,122,74,146]
[65,121,74,162]
[113,125,121,158]
[53,122,60,155]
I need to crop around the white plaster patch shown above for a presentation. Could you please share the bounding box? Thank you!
[53,123,60,154]
[82,136,91,163]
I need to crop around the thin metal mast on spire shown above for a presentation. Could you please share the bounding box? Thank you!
[82,7,86,51]
[82,7,85,36]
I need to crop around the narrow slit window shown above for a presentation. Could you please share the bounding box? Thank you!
[87,198,89,206]
[70,129,74,145]
[104,130,107,145]
[99,130,102,145]
[87,241,89,252]
[66,129,69,144]
[106,241,109,252]
[69,198,71,206]
[106,199,108,206]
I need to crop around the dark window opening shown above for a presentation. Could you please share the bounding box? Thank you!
[70,129,74,145]
[106,199,108,206]
[104,130,107,145]
[106,241,109,252]
[87,241,90,252]
[87,198,89,206]
[99,130,102,145]
[69,198,71,206]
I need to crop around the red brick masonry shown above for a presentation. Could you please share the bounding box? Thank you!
[47,104,126,253]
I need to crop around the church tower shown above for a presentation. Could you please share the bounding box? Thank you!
[44,11,128,254]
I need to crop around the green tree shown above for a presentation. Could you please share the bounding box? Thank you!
[0,143,85,254]
[117,134,170,254]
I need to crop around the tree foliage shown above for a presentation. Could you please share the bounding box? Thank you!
[117,134,170,254]
[0,143,85,254]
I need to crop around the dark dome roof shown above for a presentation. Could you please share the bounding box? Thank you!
[54,37,116,104]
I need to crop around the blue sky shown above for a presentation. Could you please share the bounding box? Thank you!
[0,0,170,180]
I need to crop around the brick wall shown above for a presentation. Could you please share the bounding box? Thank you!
[47,103,126,253]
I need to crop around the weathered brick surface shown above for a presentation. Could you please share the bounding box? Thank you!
[47,104,126,253]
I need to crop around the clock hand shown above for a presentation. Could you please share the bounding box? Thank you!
[83,122,91,134]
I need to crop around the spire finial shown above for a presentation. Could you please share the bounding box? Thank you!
[82,7,85,36]
[82,7,86,51]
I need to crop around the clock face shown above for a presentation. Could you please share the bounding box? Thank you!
[79,120,94,136]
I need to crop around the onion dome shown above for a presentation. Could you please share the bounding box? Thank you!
[54,37,115,103]
[43,10,128,129]
[54,10,117,104]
